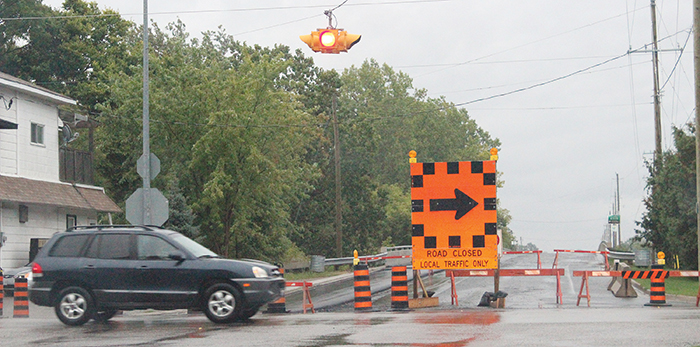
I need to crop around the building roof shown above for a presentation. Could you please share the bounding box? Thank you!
[0,175,121,213]
[0,118,17,129]
[0,71,76,106]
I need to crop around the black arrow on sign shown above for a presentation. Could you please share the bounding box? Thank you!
[429,189,478,220]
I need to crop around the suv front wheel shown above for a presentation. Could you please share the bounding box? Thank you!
[203,283,242,323]
[55,286,94,326]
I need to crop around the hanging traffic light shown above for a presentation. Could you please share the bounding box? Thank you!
[300,29,361,54]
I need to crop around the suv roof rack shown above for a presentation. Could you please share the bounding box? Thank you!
[66,225,162,232]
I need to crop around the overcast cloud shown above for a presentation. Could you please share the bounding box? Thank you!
[41,0,696,252]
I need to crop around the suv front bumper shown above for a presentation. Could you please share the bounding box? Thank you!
[232,277,285,308]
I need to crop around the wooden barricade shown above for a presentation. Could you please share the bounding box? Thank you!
[502,250,542,269]
[553,249,610,271]
[446,268,565,306]
[572,270,700,307]
[286,281,315,314]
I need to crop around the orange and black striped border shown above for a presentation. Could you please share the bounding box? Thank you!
[354,264,372,311]
[621,270,669,280]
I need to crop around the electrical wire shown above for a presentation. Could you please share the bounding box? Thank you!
[659,29,690,91]
[452,28,690,107]
[453,53,631,106]
[415,4,650,78]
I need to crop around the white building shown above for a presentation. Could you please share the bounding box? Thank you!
[0,72,120,269]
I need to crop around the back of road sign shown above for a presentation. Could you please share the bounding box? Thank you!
[411,161,498,270]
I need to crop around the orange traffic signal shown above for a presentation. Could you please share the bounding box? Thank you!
[300,29,361,54]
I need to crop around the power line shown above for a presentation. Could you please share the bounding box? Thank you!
[432,59,648,96]
[660,29,691,91]
[468,102,653,111]
[415,4,650,78]
[452,28,690,107]
[396,55,620,69]
[453,52,632,106]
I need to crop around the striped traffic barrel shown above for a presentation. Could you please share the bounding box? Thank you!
[353,264,372,311]
[13,277,29,318]
[645,265,671,307]
[390,266,409,310]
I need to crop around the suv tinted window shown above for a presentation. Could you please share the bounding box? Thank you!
[137,235,178,260]
[85,234,132,259]
[48,234,90,257]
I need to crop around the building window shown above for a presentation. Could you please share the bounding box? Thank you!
[31,122,44,145]
[19,205,29,223]
[67,214,77,229]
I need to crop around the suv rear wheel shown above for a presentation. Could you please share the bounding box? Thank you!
[55,287,94,326]
[203,283,242,323]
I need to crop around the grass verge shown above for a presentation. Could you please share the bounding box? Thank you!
[631,266,699,297]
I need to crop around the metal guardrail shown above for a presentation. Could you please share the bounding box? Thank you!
[324,252,389,267]
[324,245,413,267]
[606,249,635,261]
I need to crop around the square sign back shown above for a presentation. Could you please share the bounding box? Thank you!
[411,161,498,270]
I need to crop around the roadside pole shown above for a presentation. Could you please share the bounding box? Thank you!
[694,0,700,297]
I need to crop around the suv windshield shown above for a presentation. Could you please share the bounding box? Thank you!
[170,233,219,258]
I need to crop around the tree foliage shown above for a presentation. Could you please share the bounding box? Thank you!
[637,126,697,270]
[3,3,510,263]
[0,0,136,110]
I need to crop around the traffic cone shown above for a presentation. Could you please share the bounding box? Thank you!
[354,264,372,311]
[13,277,29,318]
[390,266,409,311]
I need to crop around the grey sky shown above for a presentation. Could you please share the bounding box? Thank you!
[42,0,696,252]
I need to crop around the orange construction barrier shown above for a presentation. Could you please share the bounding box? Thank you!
[572,269,695,306]
[13,277,28,318]
[286,281,315,314]
[446,268,565,305]
[553,249,610,270]
[502,250,542,269]
[353,264,372,311]
[390,266,409,310]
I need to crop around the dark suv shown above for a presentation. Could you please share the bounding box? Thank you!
[29,225,284,325]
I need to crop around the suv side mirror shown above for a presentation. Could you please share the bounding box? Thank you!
[169,251,186,262]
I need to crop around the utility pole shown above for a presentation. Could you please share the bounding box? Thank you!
[616,173,621,246]
[693,0,700,278]
[332,96,343,258]
[142,0,152,224]
[651,0,663,171]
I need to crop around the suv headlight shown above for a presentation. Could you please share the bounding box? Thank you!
[252,266,268,278]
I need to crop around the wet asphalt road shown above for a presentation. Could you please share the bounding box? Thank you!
[2,252,700,346]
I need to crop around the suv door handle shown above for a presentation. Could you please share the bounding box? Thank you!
[83,265,95,269]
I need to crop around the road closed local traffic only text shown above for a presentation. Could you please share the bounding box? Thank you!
[413,248,497,270]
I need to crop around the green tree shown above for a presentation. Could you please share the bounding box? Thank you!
[637,125,698,269]
[0,0,136,110]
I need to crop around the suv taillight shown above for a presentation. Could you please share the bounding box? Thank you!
[32,262,43,277]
